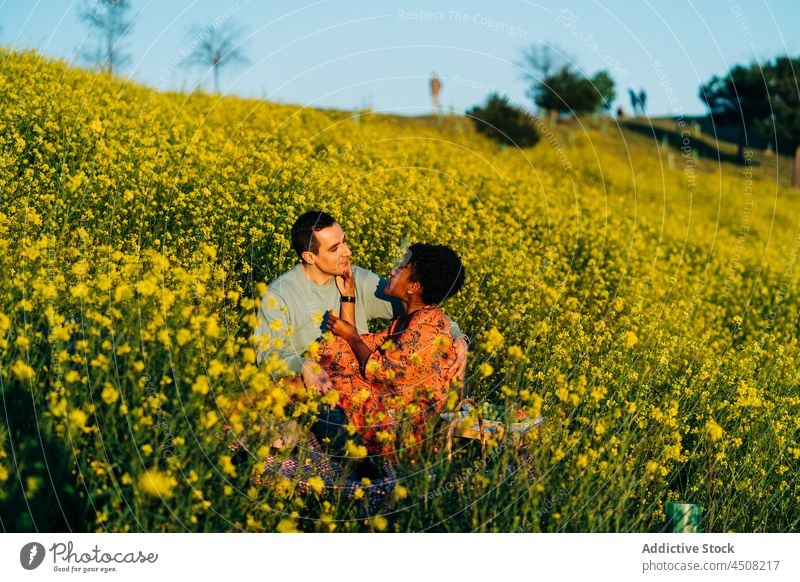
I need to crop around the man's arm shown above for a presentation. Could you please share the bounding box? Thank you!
[254,288,304,375]
[255,286,334,392]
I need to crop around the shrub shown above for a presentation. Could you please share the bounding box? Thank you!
[466,93,540,148]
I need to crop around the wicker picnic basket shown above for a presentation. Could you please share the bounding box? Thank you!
[442,398,545,460]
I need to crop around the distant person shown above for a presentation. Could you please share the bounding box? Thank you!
[616,106,625,119]
[430,72,442,113]
[628,88,640,116]
[255,211,468,393]
[639,88,648,116]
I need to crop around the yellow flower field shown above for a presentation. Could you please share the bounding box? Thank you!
[0,49,798,532]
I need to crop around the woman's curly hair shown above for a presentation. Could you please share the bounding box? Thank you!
[407,243,466,305]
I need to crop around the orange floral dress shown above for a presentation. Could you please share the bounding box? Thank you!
[319,305,456,457]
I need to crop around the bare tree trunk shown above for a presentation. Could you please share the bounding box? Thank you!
[792,145,800,189]
[214,66,220,93]
[107,27,114,75]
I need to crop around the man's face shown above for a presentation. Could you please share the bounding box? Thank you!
[304,223,352,276]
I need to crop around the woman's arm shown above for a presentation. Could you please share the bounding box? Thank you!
[325,312,373,366]
[362,309,452,385]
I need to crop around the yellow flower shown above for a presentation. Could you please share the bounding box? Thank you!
[70,283,89,299]
[345,439,368,459]
[276,518,300,533]
[208,359,226,379]
[101,385,119,405]
[321,389,340,406]
[479,363,494,379]
[624,331,638,349]
[176,328,192,346]
[114,283,132,302]
[11,360,35,381]
[305,340,321,360]
[307,476,325,494]
[137,469,177,498]
[482,327,504,353]
[192,375,210,395]
[25,476,41,496]
[69,409,88,431]
[705,420,724,442]
[219,455,237,477]
[432,335,451,350]
[204,411,219,429]
[507,345,525,360]
[371,516,388,531]
[137,278,158,296]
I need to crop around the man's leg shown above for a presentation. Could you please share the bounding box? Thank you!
[310,404,351,458]
[311,405,384,479]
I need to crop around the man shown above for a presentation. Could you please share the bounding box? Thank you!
[255,210,468,392]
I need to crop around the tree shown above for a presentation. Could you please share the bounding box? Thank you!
[520,44,569,119]
[466,93,540,148]
[699,56,800,158]
[763,56,800,156]
[79,0,134,75]
[521,44,615,117]
[183,21,250,94]
[593,71,616,112]
[530,66,615,117]
[699,63,769,159]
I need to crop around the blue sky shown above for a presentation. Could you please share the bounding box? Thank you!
[1,0,798,117]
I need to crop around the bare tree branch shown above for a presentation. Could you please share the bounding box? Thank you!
[518,43,571,83]
[182,21,250,93]
[79,0,135,75]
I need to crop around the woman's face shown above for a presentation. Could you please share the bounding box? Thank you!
[384,250,414,299]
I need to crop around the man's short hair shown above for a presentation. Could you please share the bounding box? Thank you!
[291,210,337,259]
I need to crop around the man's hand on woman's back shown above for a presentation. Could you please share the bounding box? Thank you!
[444,336,469,387]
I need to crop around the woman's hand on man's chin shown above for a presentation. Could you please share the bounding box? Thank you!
[335,265,355,296]
[325,311,358,341]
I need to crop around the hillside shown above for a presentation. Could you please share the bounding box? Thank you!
[1,49,798,532]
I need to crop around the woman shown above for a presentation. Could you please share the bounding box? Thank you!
[320,243,466,458]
